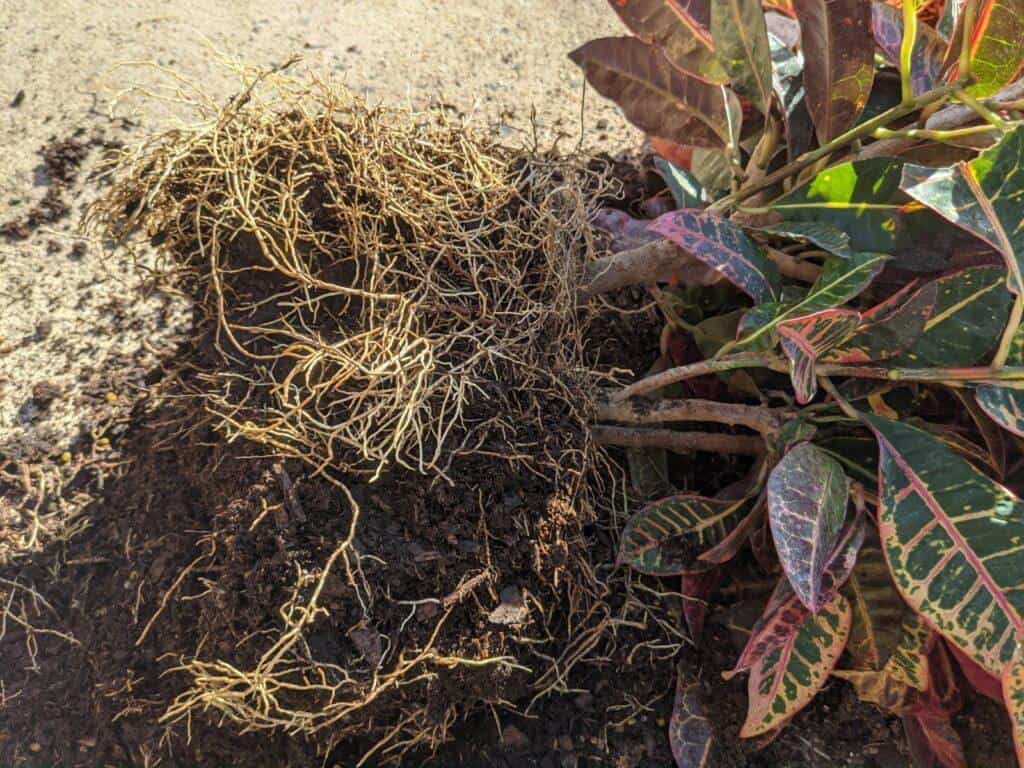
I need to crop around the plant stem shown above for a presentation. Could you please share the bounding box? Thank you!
[954,89,1011,131]
[710,80,967,213]
[609,354,783,402]
[872,123,1005,142]
[958,0,979,80]
[817,364,1024,384]
[900,0,918,106]
[591,425,765,456]
[818,377,860,420]
[594,397,788,434]
[994,294,1024,368]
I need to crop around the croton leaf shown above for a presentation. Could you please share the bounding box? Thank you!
[1003,642,1024,766]
[938,0,964,39]
[607,0,728,83]
[618,494,751,575]
[863,412,1024,678]
[904,714,968,768]
[655,156,707,209]
[778,309,861,402]
[842,525,908,670]
[738,252,886,349]
[711,0,773,115]
[650,209,781,303]
[832,667,914,713]
[948,642,1003,702]
[977,319,1024,437]
[772,157,937,256]
[887,613,934,692]
[948,0,1024,97]
[901,127,1024,295]
[769,30,814,162]
[739,592,852,736]
[669,674,715,767]
[757,221,853,259]
[823,281,937,364]
[767,442,850,611]
[569,37,741,149]
[791,0,875,142]
[700,495,766,565]
[871,1,946,97]
[896,265,1013,366]
[681,567,724,638]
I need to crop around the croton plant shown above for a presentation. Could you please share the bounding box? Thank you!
[572,0,1024,764]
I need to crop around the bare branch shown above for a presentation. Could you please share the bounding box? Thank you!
[592,425,765,455]
[595,397,787,435]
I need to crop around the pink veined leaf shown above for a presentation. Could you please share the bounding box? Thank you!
[650,209,781,303]
[699,493,766,565]
[767,442,851,611]
[777,309,861,403]
[823,282,938,364]
[1001,641,1024,767]
[669,672,715,767]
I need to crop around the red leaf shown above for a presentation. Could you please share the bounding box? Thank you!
[792,0,876,142]
[947,642,1002,703]
[669,672,715,767]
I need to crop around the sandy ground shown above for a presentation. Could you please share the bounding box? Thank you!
[0,0,638,460]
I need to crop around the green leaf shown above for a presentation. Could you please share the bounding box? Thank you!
[655,156,707,209]
[607,0,729,83]
[772,158,932,255]
[901,127,1024,295]
[863,412,1024,678]
[954,0,1024,97]
[976,319,1024,437]
[618,494,751,575]
[670,673,715,767]
[739,591,852,736]
[896,266,1012,366]
[711,0,774,115]
[823,281,938,364]
[871,1,946,97]
[650,209,781,302]
[767,442,850,611]
[737,252,887,349]
[842,525,908,671]
[778,309,861,402]
[792,0,875,142]
[757,221,853,259]
[569,37,741,149]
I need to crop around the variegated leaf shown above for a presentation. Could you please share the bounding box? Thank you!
[887,613,934,692]
[792,0,875,142]
[901,127,1024,295]
[1003,641,1024,766]
[823,281,937,364]
[978,311,1024,438]
[608,0,728,82]
[871,1,946,96]
[740,592,852,736]
[619,494,751,575]
[778,309,861,403]
[768,442,850,611]
[650,210,781,303]
[843,525,908,670]
[569,37,741,149]
[864,412,1024,678]
[738,252,886,349]
[655,156,707,209]
[832,667,914,714]
[670,673,715,767]
[897,265,1013,366]
[772,158,937,255]
[949,0,1024,97]
[711,0,773,115]
[757,221,853,259]
[769,30,814,162]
